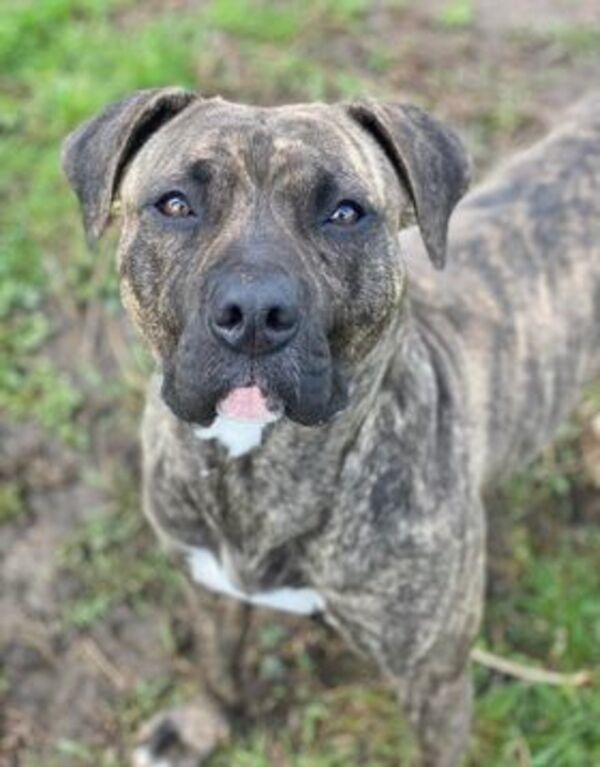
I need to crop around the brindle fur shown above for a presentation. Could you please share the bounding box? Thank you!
[63,91,600,767]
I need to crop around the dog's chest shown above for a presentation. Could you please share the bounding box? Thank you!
[185,545,325,615]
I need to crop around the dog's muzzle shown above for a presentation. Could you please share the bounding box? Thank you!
[161,262,349,430]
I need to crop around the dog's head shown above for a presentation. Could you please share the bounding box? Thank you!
[62,88,469,429]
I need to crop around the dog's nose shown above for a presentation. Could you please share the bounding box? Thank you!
[209,271,301,354]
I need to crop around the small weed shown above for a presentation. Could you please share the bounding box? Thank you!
[55,739,95,762]
[319,0,370,25]
[471,81,534,147]
[0,481,27,526]
[438,0,474,29]
[367,49,393,73]
[0,669,9,695]
[119,676,182,733]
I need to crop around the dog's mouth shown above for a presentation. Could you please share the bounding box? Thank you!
[216,385,282,424]
[162,352,348,433]
[191,383,284,457]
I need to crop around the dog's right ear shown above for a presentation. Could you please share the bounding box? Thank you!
[346,101,471,269]
[62,87,198,242]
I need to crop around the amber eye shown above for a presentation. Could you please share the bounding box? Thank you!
[156,192,195,218]
[326,200,365,226]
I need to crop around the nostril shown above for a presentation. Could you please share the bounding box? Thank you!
[208,272,301,353]
[215,303,244,331]
[265,305,297,333]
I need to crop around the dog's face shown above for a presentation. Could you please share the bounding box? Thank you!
[63,89,469,428]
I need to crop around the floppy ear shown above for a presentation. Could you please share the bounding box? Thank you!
[347,101,471,269]
[61,87,198,241]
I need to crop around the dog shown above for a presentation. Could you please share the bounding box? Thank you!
[62,89,600,766]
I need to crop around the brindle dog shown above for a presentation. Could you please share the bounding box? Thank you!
[62,90,600,767]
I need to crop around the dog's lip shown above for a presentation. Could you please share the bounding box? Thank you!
[216,385,283,423]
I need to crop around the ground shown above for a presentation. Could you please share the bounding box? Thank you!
[0,1,599,765]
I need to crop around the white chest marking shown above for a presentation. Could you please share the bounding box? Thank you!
[194,412,279,457]
[187,547,325,615]
[132,745,171,767]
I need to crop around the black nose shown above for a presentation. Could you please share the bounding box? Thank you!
[208,270,301,354]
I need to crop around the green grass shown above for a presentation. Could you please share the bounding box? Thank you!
[549,25,600,55]
[438,0,474,29]
[59,471,184,628]
[0,481,27,525]
[207,0,303,43]
[208,686,415,767]
[207,0,370,43]
[467,436,600,766]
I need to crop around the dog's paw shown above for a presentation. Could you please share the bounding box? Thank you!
[132,696,230,767]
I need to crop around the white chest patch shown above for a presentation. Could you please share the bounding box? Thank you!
[194,412,279,457]
[187,546,325,615]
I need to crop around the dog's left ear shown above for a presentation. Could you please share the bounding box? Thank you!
[62,87,198,241]
[347,101,471,269]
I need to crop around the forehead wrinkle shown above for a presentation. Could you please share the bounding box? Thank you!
[265,137,312,192]
[244,126,275,185]
[270,116,386,208]
[266,134,373,197]
[197,129,280,198]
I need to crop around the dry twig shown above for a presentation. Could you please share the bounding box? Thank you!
[78,637,131,691]
[472,647,592,687]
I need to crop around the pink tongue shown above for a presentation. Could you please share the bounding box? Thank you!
[218,386,271,421]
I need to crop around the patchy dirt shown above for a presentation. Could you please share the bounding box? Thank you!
[1,1,599,764]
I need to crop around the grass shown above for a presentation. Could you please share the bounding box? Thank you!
[59,471,184,629]
[208,687,416,767]
[207,0,370,43]
[548,25,600,56]
[438,0,474,29]
[0,481,27,526]
[1,0,599,765]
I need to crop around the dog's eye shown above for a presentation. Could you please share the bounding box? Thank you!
[326,200,364,227]
[156,192,195,218]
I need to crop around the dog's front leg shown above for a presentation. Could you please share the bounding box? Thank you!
[133,587,251,767]
[321,497,484,767]
[187,587,253,712]
[325,587,478,767]
[393,543,482,767]
[396,664,473,767]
